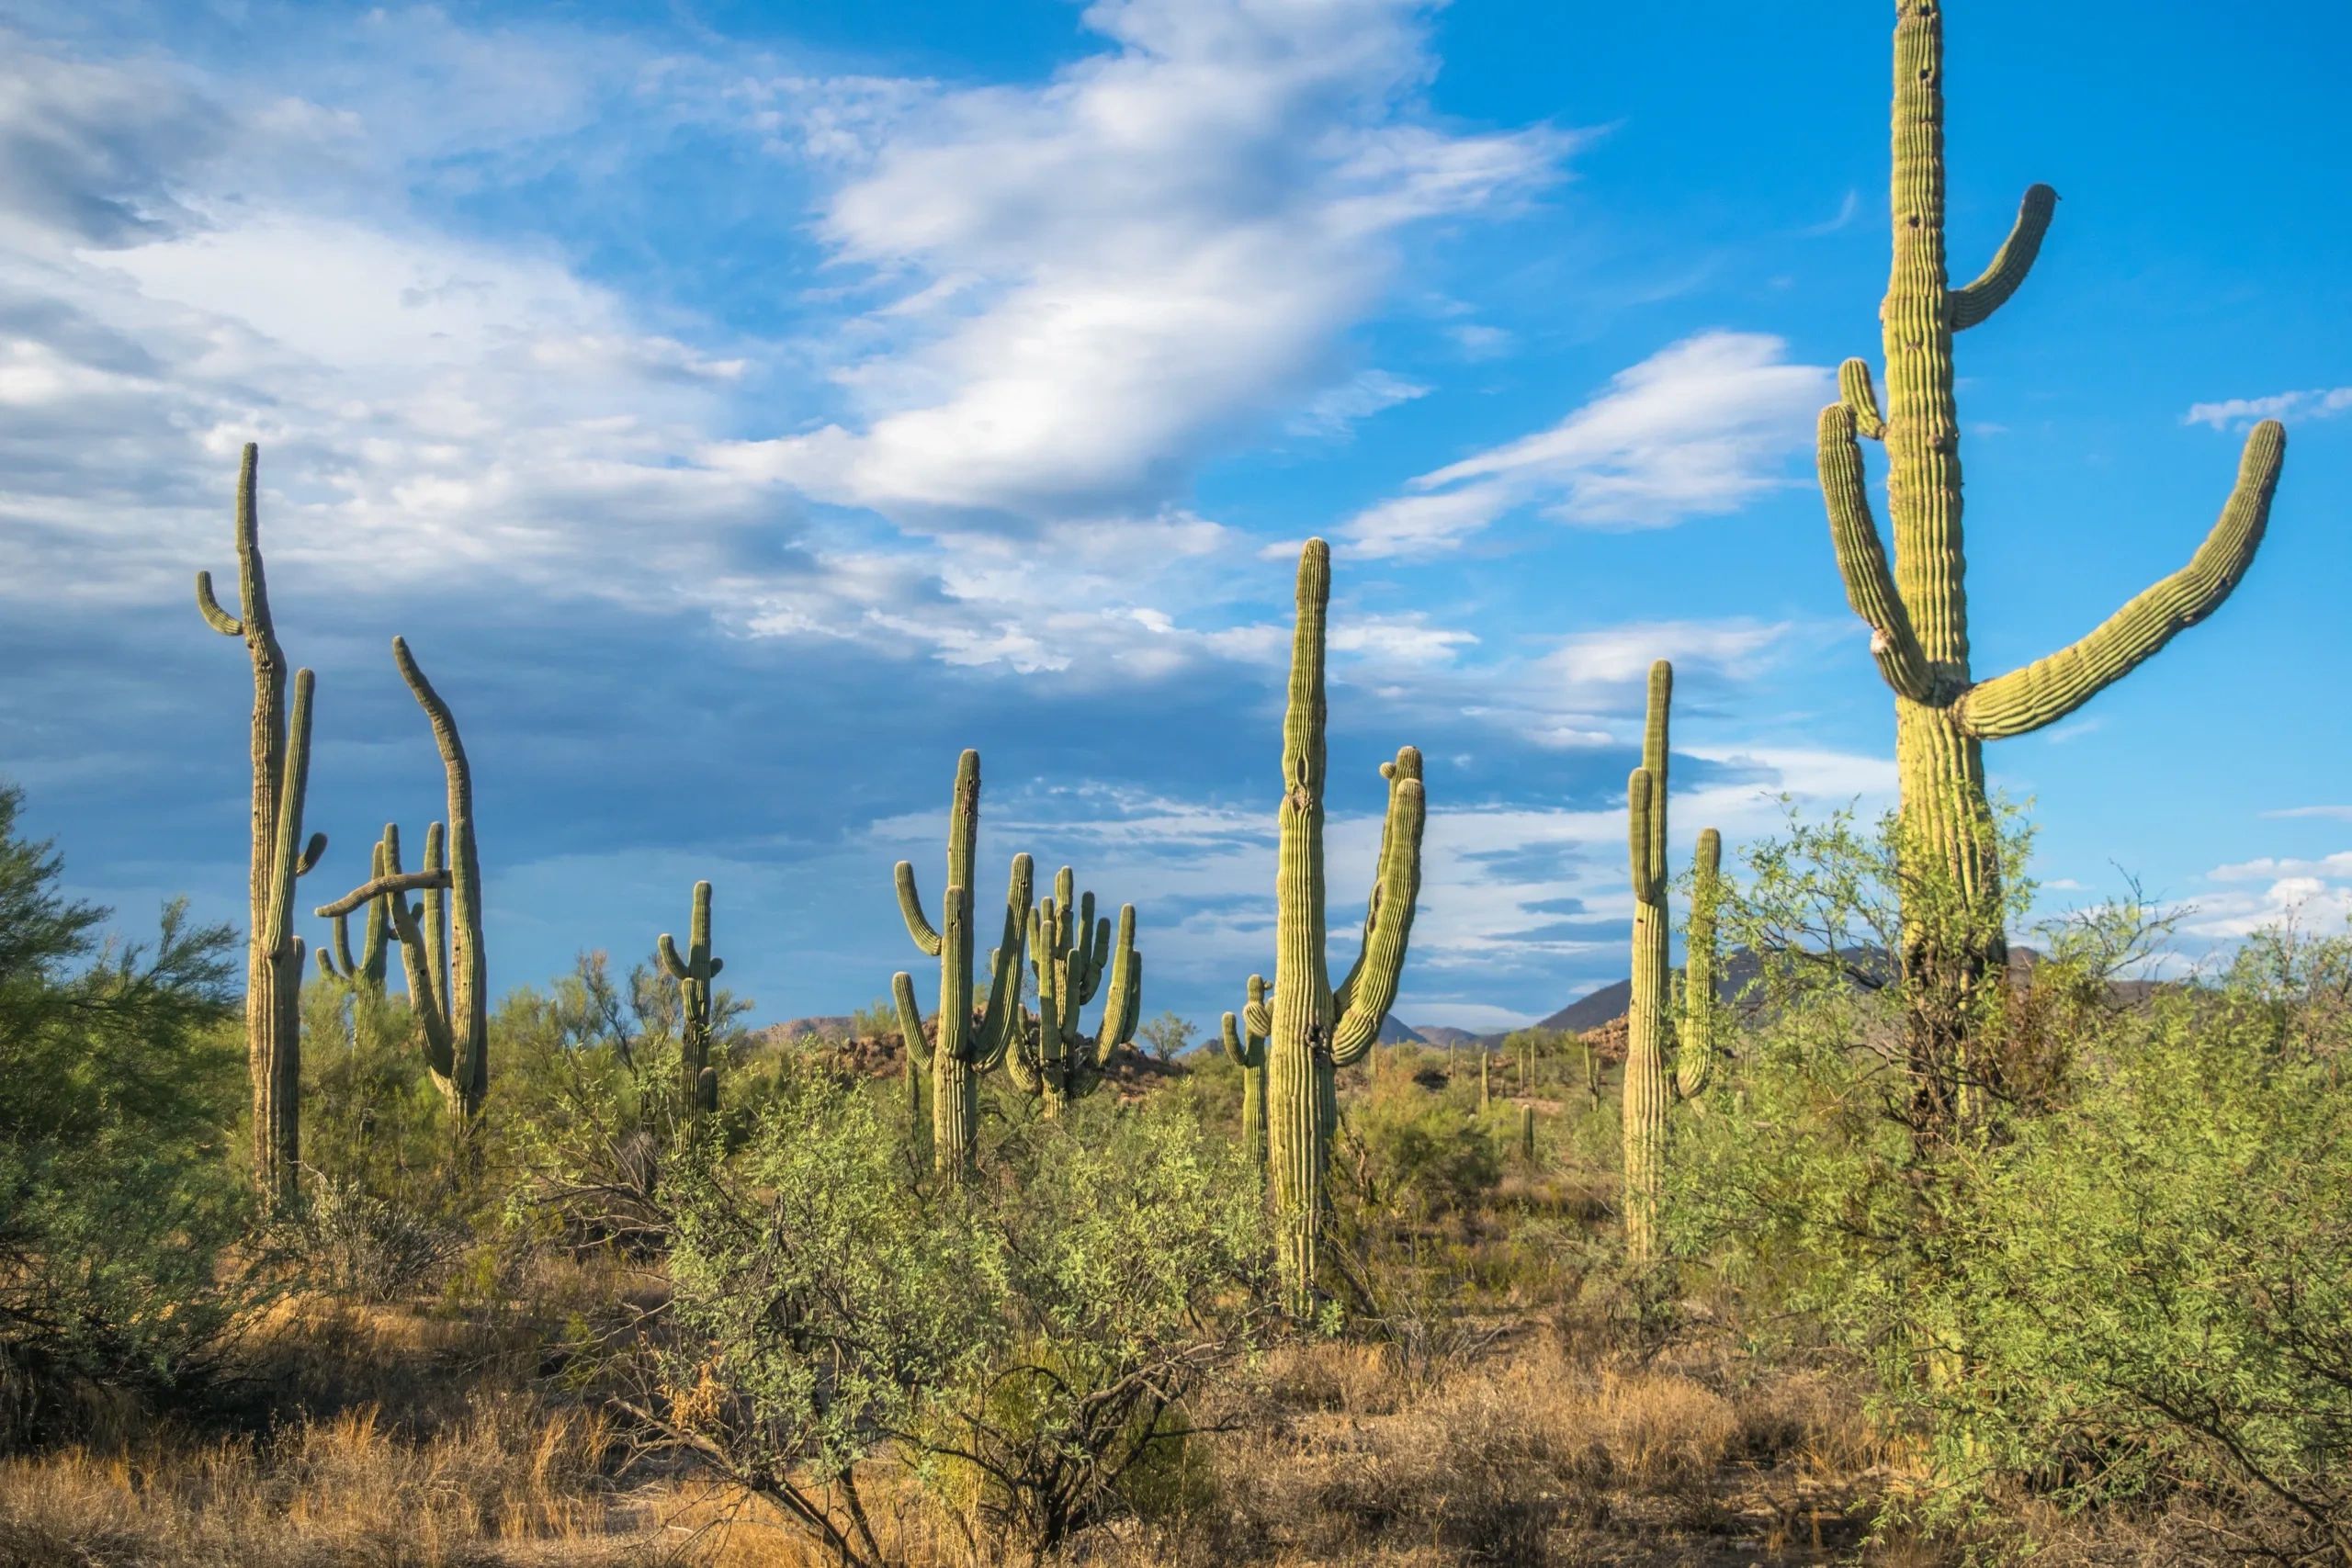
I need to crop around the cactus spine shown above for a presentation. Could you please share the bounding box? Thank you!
[890,750,1031,1178]
[1820,5,2284,1132]
[1621,662,1722,1261]
[1268,538,1427,1314]
[195,445,327,1207]
[1221,975,1270,1174]
[659,880,723,1114]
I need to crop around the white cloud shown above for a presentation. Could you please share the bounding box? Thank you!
[709,0,1575,524]
[2264,805,2352,822]
[2184,386,2352,429]
[1287,368,1430,437]
[1341,331,1827,557]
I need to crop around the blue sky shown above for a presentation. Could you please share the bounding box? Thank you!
[2,0,2345,1034]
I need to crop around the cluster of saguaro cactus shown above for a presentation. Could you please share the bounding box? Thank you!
[660,880,723,1114]
[317,824,398,992]
[891,750,1033,1177]
[1006,867,1139,1115]
[1819,3,2284,1126]
[195,445,327,1207]
[1266,538,1427,1314]
[1620,660,1724,1261]
[317,639,488,1125]
[1220,975,1270,1174]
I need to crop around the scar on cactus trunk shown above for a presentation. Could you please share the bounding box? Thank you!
[660,880,723,1115]
[1267,538,1427,1317]
[890,750,1030,1179]
[1620,661,1723,1263]
[317,639,488,1134]
[196,444,327,1209]
[1006,866,1139,1116]
[1821,4,2284,1142]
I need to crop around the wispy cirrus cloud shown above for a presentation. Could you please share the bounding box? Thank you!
[2185,386,2352,429]
[1341,330,1828,558]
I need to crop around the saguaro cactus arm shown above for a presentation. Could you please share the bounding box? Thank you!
[393,637,487,1109]
[1839,360,1885,440]
[1331,750,1425,1063]
[894,862,945,956]
[1819,402,1936,703]
[1242,974,1272,1038]
[1675,828,1723,1100]
[316,869,450,918]
[257,669,319,960]
[1949,184,2059,331]
[1953,421,2286,739]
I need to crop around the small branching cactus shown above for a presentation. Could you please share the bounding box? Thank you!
[660,880,723,1115]
[317,639,487,1129]
[1267,538,1427,1314]
[1622,661,1724,1261]
[196,444,326,1207]
[889,750,1032,1178]
[317,825,398,992]
[1221,975,1270,1174]
[1006,867,1139,1116]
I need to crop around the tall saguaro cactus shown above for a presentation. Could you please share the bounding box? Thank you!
[317,640,488,1126]
[1621,661,1723,1261]
[660,880,723,1113]
[1267,538,1427,1314]
[1220,975,1270,1174]
[1007,867,1139,1115]
[1820,4,2284,1125]
[890,750,1032,1177]
[195,445,327,1206]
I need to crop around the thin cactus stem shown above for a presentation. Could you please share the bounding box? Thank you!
[1222,973,1270,1177]
[194,444,322,1209]
[395,638,488,1121]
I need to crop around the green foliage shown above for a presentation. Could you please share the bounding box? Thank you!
[1136,1009,1194,1063]
[639,1057,1272,1564]
[1338,1076,1502,1229]
[0,784,249,1445]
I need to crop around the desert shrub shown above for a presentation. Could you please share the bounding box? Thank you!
[631,1057,1272,1565]
[277,1171,467,1304]
[0,784,249,1448]
[1337,1075,1501,1228]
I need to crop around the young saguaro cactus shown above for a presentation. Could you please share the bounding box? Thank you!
[1220,975,1270,1174]
[317,639,487,1125]
[195,445,328,1207]
[1819,5,2284,1125]
[889,750,1033,1178]
[1621,662,1724,1262]
[317,825,398,991]
[1005,867,1139,1116]
[660,880,723,1114]
[1267,538,1427,1314]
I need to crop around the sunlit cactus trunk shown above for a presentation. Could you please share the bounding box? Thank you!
[195,445,327,1208]
[1621,662,1722,1261]
[1821,5,2284,1140]
[1267,539,1426,1315]
[659,880,723,1114]
[891,750,1031,1178]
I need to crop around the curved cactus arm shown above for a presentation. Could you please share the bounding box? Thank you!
[316,868,450,919]
[1839,359,1885,440]
[1949,183,2059,332]
[383,893,458,1088]
[891,971,928,1074]
[392,637,485,1107]
[1334,748,1421,1017]
[972,854,1033,1070]
[193,571,244,636]
[1220,1010,1243,1059]
[1004,1021,1043,1096]
[1331,762,1425,1063]
[1675,828,1723,1101]
[1953,420,2285,740]
[894,861,945,957]
[258,669,317,960]
[296,832,327,877]
[1091,907,1137,1064]
[1818,402,1937,704]
[326,910,358,977]
[355,832,391,984]
[315,944,344,980]
[658,931,687,978]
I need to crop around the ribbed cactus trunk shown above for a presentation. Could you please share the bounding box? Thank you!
[196,445,326,1209]
[1823,5,2284,1144]
[1521,1104,1536,1163]
[1267,540,1426,1316]
[1621,662,1673,1261]
[892,750,1029,1179]
[1222,975,1270,1178]
[660,880,722,1114]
